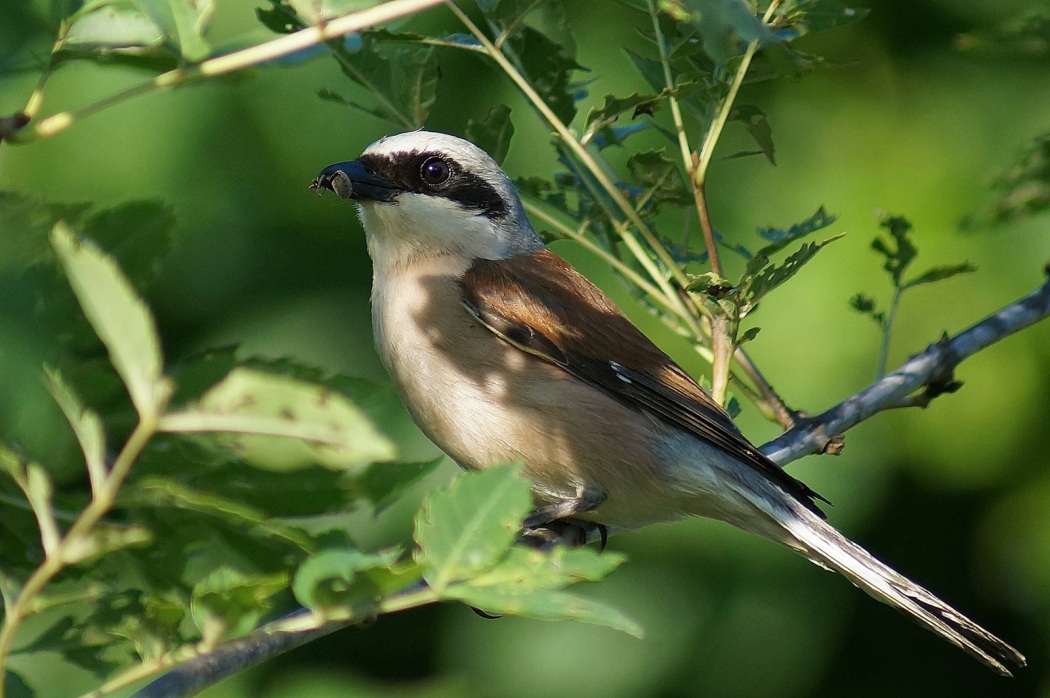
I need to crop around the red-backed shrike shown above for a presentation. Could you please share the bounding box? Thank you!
[313,131,1023,675]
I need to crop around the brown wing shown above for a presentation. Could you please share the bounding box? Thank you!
[460,249,827,517]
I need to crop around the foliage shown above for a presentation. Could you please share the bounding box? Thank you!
[0,0,1045,696]
[849,213,977,377]
[0,205,628,696]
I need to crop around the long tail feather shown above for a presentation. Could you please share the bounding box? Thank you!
[781,502,1026,676]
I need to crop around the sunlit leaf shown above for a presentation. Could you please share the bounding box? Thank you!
[159,367,396,472]
[779,0,869,35]
[444,586,644,637]
[51,223,172,418]
[60,523,153,565]
[414,466,532,592]
[466,545,626,590]
[190,567,288,645]
[292,547,401,611]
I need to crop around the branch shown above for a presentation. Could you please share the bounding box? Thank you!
[762,265,1050,465]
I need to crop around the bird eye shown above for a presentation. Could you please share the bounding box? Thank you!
[420,157,451,186]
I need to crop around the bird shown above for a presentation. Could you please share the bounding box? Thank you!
[311,130,1025,676]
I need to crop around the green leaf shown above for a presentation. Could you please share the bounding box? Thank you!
[739,234,844,312]
[164,0,215,62]
[62,2,165,53]
[466,545,626,590]
[4,670,34,698]
[513,26,582,125]
[80,201,176,288]
[120,477,315,550]
[350,458,443,513]
[686,271,734,298]
[963,132,1050,229]
[780,0,870,35]
[0,192,91,272]
[870,213,916,286]
[679,0,781,62]
[414,466,532,592]
[904,262,978,289]
[190,567,288,645]
[626,150,691,211]
[60,523,153,565]
[44,369,107,490]
[51,223,172,418]
[444,586,644,637]
[729,104,775,165]
[292,547,401,612]
[848,293,884,325]
[466,105,515,165]
[754,206,838,255]
[159,367,396,471]
[325,33,439,128]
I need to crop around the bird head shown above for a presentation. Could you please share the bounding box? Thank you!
[313,131,542,268]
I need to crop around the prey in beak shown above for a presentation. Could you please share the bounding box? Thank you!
[311,160,400,202]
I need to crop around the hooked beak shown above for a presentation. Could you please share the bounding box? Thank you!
[310,160,399,202]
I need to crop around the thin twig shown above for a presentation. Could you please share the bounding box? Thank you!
[5,0,449,144]
[762,269,1050,464]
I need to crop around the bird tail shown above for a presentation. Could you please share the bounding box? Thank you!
[777,501,1025,676]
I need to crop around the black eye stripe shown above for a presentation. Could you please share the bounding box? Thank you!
[360,151,508,220]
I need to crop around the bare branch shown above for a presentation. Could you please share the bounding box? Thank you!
[761,267,1050,465]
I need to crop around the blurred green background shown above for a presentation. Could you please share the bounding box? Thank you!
[2,0,1049,696]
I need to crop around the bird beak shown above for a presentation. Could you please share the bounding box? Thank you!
[310,160,399,202]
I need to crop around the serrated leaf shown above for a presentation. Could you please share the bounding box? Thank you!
[444,586,644,637]
[191,567,288,645]
[120,477,315,550]
[871,213,916,285]
[414,466,532,592]
[754,206,838,254]
[513,26,582,125]
[292,548,401,611]
[51,223,172,418]
[328,33,439,128]
[740,234,844,312]
[466,105,515,165]
[159,368,395,471]
[904,262,978,289]
[45,368,107,491]
[686,271,733,297]
[583,86,698,141]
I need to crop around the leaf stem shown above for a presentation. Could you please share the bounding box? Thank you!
[449,3,701,337]
[6,0,448,144]
[876,286,903,378]
[0,416,159,693]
